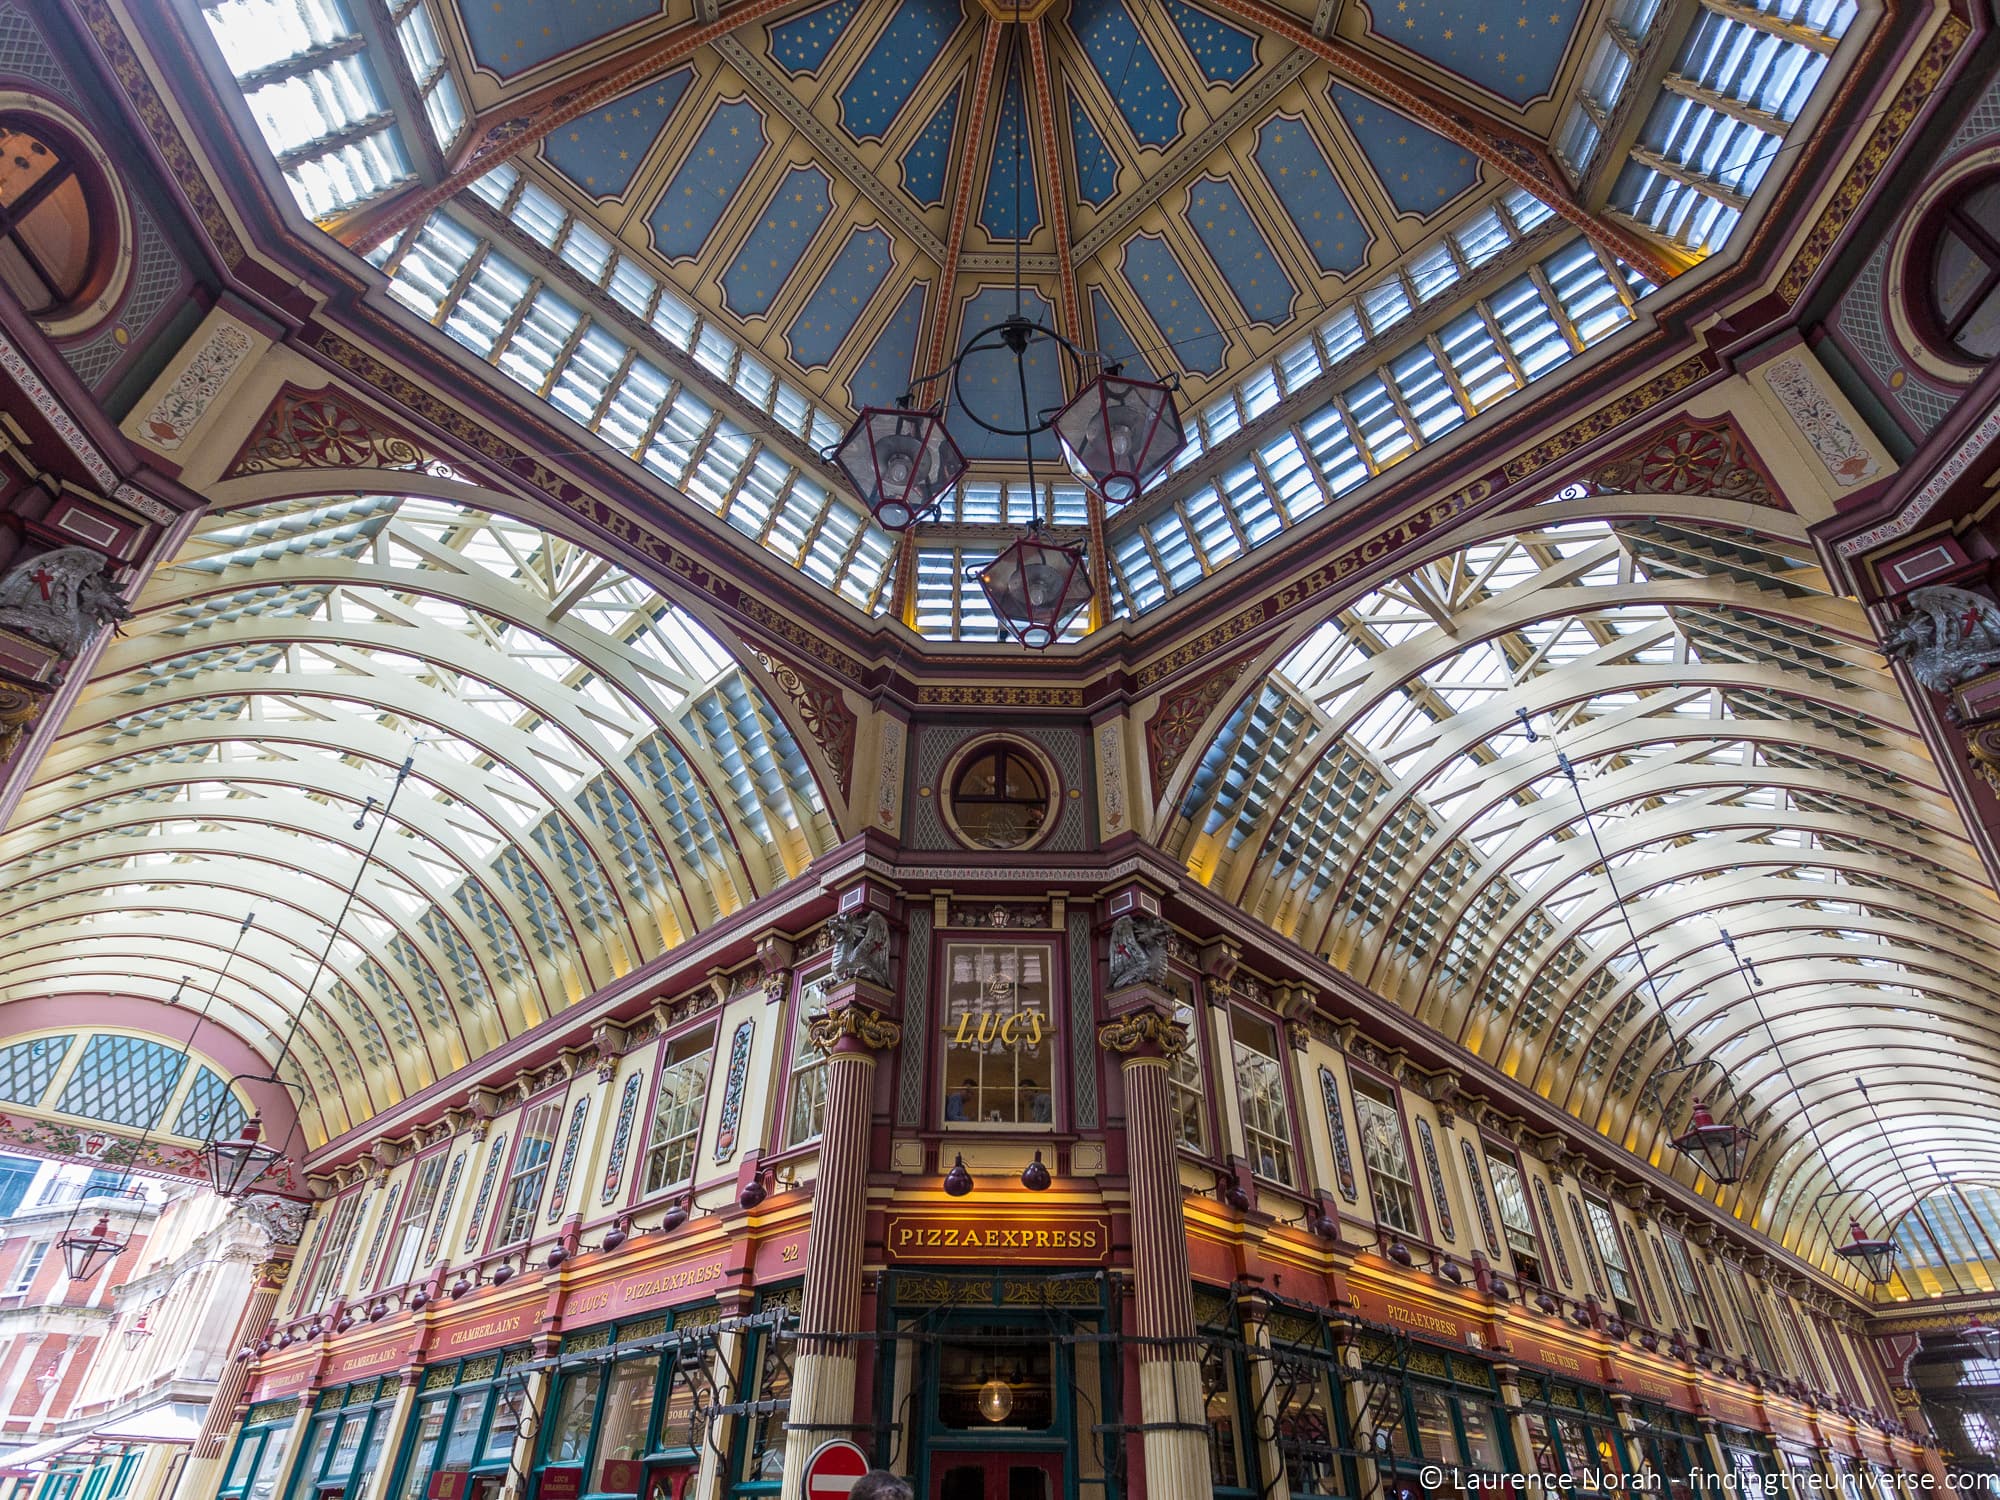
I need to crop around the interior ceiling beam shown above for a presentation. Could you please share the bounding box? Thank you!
[923,17,1004,380]
[1192,0,1685,286]
[333,0,818,251]
[1024,20,1081,348]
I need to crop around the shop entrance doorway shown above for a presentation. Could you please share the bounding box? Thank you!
[929,1451,1064,1500]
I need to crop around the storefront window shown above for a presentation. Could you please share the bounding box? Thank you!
[1626,1405,1709,1500]
[1523,1379,1628,1491]
[220,1401,297,1500]
[390,1350,533,1500]
[1266,1306,1349,1499]
[1363,1339,1511,1492]
[1231,1011,1295,1185]
[1194,1288,1257,1495]
[532,1310,720,1497]
[733,1289,800,1491]
[289,1380,398,1500]
[941,944,1055,1129]
[643,1027,717,1196]
[935,1326,1056,1431]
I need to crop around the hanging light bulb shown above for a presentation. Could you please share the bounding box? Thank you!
[1669,1100,1752,1185]
[978,1376,1015,1423]
[122,1311,152,1351]
[943,1154,974,1197]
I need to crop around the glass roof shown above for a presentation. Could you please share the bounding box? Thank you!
[0,497,837,1148]
[1169,513,2000,1283]
[187,0,1855,637]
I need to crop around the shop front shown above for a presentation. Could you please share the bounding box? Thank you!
[385,1347,532,1500]
[1518,1375,1632,1490]
[217,1400,298,1500]
[1623,1402,1714,1500]
[531,1304,722,1500]
[874,1268,1115,1500]
[287,1378,400,1500]
[1352,1330,1515,1500]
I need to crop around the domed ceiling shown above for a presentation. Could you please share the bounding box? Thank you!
[206,0,1834,635]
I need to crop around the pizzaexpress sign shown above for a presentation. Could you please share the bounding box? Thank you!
[884,1211,1111,1265]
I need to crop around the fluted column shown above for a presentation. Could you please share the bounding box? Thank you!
[780,979,901,1491]
[171,1254,293,1500]
[1100,1001,1211,1500]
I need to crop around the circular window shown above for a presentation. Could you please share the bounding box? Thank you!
[0,118,103,319]
[945,740,1055,850]
[1927,180,2000,361]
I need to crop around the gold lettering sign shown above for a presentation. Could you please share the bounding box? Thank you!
[950,1010,1046,1048]
[1383,1301,1463,1339]
[884,1212,1111,1265]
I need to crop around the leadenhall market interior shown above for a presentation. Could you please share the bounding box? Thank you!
[17,0,2000,1496]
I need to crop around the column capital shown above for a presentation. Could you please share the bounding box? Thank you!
[809,979,903,1055]
[1096,1006,1188,1061]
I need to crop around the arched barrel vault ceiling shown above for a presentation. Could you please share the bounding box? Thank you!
[0,495,844,1147]
[1167,511,2000,1287]
[198,0,1859,637]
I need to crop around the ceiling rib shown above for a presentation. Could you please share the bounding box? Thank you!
[922,16,1005,379]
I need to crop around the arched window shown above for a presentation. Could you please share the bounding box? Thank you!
[0,119,98,319]
[1929,181,2000,361]
[946,740,1051,849]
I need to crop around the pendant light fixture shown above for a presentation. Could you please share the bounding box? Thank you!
[1962,1317,2000,1361]
[122,1309,153,1351]
[826,4,1186,644]
[1832,1220,1898,1286]
[205,756,416,1197]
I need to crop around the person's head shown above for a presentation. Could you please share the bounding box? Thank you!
[852,1471,914,1500]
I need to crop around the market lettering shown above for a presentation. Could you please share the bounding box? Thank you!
[949,1010,1045,1048]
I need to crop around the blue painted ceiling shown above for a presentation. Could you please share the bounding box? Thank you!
[420,0,1618,467]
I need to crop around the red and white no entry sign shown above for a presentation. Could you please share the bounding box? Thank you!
[802,1439,871,1496]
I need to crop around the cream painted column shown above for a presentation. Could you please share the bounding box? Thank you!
[1099,999,1210,1500]
[691,1299,752,1500]
[1498,1364,1539,1477]
[779,977,901,1491]
[172,1253,295,1500]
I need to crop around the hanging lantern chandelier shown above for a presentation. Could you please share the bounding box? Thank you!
[824,21,1186,647]
[122,1309,153,1351]
[1670,1099,1753,1185]
[58,1185,146,1282]
[1832,1219,1898,1286]
[1962,1317,2000,1361]
[202,1113,286,1200]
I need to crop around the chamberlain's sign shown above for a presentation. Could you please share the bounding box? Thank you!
[883,1211,1111,1264]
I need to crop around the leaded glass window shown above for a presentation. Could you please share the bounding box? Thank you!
[1231,1011,1294,1185]
[1353,1077,1421,1236]
[494,1100,564,1247]
[641,1027,715,1197]
[55,1034,185,1128]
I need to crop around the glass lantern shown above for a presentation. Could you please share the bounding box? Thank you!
[832,404,966,530]
[976,531,1093,649]
[1053,372,1186,504]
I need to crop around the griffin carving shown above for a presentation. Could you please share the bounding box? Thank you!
[1882,585,2000,692]
[826,909,892,987]
[0,547,130,657]
[1106,913,1170,991]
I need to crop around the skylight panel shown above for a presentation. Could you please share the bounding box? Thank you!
[1389,345,1467,441]
[1319,304,1367,363]
[1502,189,1556,234]
[495,290,583,391]
[1408,242,1461,305]
[468,163,519,210]
[1453,210,1512,269]
[1361,281,1413,340]
[1342,377,1415,468]
[1258,433,1326,524]
[1490,277,1573,379]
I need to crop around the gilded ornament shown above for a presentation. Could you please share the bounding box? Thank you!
[1095,1011,1188,1056]
[807,1005,903,1053]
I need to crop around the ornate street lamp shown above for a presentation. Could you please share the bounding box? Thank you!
[202,1113,285,1200]
[122,1310,152,1351]
[1833,1220,1898,1285]
[1670,1100,1752,1184]
[975,525,1093,649]
[1053,371,1185,504]
[830,402,965,530]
